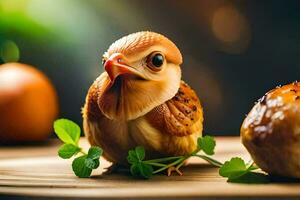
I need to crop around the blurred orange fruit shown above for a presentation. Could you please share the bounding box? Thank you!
[0,63,59,143]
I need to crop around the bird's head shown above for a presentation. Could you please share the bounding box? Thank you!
[98,31,182,120]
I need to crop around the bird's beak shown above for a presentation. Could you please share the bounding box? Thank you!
[104,53,141,84]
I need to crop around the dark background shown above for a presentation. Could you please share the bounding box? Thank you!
[0,0,299,135]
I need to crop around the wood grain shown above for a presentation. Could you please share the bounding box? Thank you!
[0,137,299,200]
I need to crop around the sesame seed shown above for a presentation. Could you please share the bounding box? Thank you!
[258,95,267,105]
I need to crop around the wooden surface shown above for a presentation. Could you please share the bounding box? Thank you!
[0,137,300,200]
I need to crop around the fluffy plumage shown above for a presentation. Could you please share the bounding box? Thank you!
[82,31,203,165]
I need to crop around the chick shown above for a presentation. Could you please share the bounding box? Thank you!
[82,31,203,174]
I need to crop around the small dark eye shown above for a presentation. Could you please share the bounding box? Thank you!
[151,53,164,67]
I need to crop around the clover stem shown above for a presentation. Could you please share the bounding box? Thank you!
[175,157,188,169]
[80,148,87,155]
[145,162,167,167]
[152,156,187,174]
[143,156,182,164]
[194,154,223,167]
[191,148,201,156]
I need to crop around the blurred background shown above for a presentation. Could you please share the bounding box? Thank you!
[0,0,299,136]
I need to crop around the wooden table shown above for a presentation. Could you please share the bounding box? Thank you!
[0,137,300,200]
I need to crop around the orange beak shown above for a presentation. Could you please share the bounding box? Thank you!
[104,53,135,84]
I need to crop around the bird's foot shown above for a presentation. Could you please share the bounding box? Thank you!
[167,166,183,176]
[167,160,189,176]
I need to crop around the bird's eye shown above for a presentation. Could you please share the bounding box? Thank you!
[151,53,164,67]
[147,53,164,71]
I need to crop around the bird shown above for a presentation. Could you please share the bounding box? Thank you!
[82,31,203,175]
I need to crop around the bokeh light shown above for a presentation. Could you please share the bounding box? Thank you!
[0,40,20,63]
[212,5,251,54]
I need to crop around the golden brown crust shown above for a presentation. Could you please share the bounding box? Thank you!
[241,82,300,146]
[241,81,300,178]
[145,81,203,137]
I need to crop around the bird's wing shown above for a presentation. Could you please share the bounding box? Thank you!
[82,74,110,146]
[82,76,106,122]
[145,81,203,137]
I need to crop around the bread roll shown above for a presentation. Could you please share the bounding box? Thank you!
[241,81,300,178]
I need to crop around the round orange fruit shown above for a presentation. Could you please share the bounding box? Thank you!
[0,63,59,143]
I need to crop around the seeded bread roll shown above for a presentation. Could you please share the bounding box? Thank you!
[241,81,300,178]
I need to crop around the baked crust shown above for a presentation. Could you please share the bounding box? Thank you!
[241,81,300,178]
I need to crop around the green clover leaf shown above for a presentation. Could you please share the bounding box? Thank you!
[127,146,153,179]
[197,135,216,155]
[54,118,104,178]
[138,163,153,179]
[134,146,145,160]
[72,155,92,178]
[54,119,81,145]
[219,157,248,180]
[58,144,80,159]
[87,146,103,160]
[127,146,145,164]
